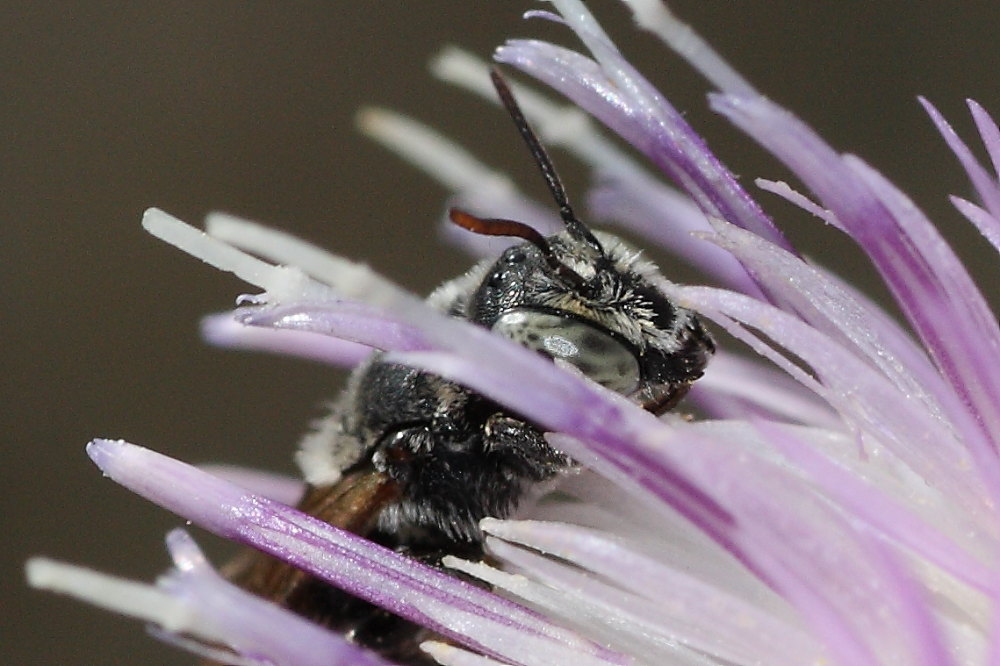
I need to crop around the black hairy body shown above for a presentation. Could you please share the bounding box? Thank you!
[230,356,566,666]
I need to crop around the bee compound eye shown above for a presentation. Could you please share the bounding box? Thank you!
[504,248,526,264]
[492,309,640,394]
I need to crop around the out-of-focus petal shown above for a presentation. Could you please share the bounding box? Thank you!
[27,530,391,666]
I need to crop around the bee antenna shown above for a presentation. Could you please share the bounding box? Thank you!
[489,68,601,249]
[449,208,550,250]
[449,208,588,288]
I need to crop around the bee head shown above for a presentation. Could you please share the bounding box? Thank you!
[440,68,713,414]
[443,68,714,414]
[453,207,712,414]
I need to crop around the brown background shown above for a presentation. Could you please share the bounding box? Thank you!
[5,3,999,664]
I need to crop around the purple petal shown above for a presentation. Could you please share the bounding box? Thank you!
[26,532,390,666]
[624,423,923,666]
[494,38,791,255]
[587,178,763,296]
[86,439,628,666]
[754,178,846,232]
[968,99,1000,180]
[712,92,1000,469]
[922,98,1000,223]
[701,215,966,433]
[951,195,1000,255]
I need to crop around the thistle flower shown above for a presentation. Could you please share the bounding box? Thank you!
[26,1,1000,665]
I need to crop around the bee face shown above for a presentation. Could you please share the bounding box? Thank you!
[467,228,714,414]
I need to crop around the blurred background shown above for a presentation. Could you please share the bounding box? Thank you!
[5,2,999,664]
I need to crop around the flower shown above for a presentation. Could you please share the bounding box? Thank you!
[26,1,1000,665]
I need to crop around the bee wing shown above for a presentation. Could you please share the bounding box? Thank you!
[192,469,403,665]
[223,467,400,606]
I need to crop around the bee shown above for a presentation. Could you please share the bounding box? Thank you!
[221,70,714,665]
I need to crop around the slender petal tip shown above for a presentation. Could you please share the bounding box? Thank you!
[86,438,125,473]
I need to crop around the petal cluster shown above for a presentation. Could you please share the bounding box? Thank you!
[27,2,1000,665]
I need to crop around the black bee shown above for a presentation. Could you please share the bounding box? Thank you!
[221,70,714,665]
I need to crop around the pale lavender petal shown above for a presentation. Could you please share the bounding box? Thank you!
[197,464,304,506]
[827,529,954,666]
[689,351,841,428]
[454,540,785,666]
[234,302,429,353]
[421,642,510,666]
[845,155,1000,445]
[479,520,820,665]
[951,196,1000,255]
[712,92,1000,462]
[671,285,993,535]
[692,433,955,666]
[754,178,846,232]
[633,425,926,666]
[754,419,992,593]
[616,0,757,97]
[201,313,372,368]
[528,470,757,592]
[86,439,628,666]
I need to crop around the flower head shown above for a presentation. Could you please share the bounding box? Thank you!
[27,1,1000,665]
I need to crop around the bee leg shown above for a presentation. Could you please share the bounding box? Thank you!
[484,413,573,481]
